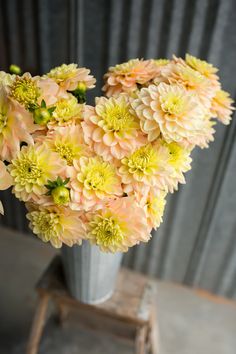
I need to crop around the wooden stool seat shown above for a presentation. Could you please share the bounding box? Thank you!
[26,256,159,354]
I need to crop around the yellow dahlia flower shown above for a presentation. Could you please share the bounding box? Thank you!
[42,125,91,166]
[9,144,66,202]
[70,156,122,211]
[132,83,206,147]
[103,59,159,97]
[211,89,235,125]
[9,73,40,109]
[46,63,96,91]
[119,142,173,192]
[0,86,37,161]
[82,94,146,161]
[48,94,83,128]
[86,197,151,252]
[26,204,86,248]
[136,188,167,229]
[162,141,192,192]
[185,54,219,83]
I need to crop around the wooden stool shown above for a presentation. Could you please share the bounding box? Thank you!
[26,256,160,354]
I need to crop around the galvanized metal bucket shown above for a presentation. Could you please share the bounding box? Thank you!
[61,241,123,304]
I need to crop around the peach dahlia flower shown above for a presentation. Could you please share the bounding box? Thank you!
[26,204,86,248]
[185,54,219,84]
[103,59,159,97]
[86,197,151,252]
[46,63,96,91]
[160,59,215,108]
[42,125,92,167]
[0,86,37,161]
[136,188,167,229]
[69,156,122,211]
[118,142,173,193]
[132,83,206,147]
[82,94,146,161]
[211,89,235,125]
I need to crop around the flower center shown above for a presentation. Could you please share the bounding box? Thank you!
[10,76,39,108]
[165,142,184,167]
[16,158,42,185]
[160,93,184,115]
[78,157,118,193]
[55,143,76,166]
[90,216,124,247]
[103,104,135,132]
[85,166,107,190]
[126,145,159,174]
[53,97,81,123]
[33,211,60,241]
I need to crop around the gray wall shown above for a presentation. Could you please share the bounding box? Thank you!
[0,0,236,298]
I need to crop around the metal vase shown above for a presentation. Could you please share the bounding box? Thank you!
[61,241,123,304]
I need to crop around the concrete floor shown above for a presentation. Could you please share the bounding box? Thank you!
[0,226,236,354]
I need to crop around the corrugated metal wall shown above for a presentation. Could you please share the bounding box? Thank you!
[0,0,236,298]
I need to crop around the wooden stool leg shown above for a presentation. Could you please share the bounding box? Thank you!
[26,294,50,354]
[135,325,148,354]
[55,299,69,326]
[150,309,160,354]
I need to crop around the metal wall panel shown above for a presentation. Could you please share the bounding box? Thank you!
[0,0,235,298]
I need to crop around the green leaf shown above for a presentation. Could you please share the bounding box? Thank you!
[48,107,56,115]
[41,99,46,108]
[63,178,70,185]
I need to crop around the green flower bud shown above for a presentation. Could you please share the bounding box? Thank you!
[9,64,22,75]
[77,82,87,93]
[33,107,51,125]
[51,186,70,205]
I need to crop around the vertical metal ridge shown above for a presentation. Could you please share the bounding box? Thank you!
[199,0,221,59]
[137,0,153,58]
[157,0,175,57]
[118,0,132,62]
[184,105,236,285]
[178,0,197,57]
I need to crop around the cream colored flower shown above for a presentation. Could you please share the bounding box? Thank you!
[9,144,66,202]
[132,83,206,147]
[70,156,122,211]
[26,204,86,248]
[211,89,234,125]
[86,197,151,252]
[103,59,159,97]
[82,94,146,161]
[46,63,96,91]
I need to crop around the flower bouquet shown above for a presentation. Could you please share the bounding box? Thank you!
[0,56,234,303]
